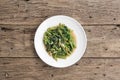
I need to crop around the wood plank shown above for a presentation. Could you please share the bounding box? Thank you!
[0,25,120,57]
[0,0,120,25]
[0,58,120,80]
[85,25,120,57]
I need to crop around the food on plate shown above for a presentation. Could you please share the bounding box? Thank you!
[43,23,76,60]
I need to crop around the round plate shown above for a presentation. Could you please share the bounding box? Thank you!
[34,15,87,68]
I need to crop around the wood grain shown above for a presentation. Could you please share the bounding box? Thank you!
[0,0,120,25]
[0,25,120,57]
[0,0,120,80]
[0,58,120,80]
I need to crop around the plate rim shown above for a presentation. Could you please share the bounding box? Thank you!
[34,15,87,68]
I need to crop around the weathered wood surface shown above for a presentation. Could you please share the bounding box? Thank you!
[0,58,120,80]
[0,0,120,25]
[0,0,120,80]
[0,25,120,57]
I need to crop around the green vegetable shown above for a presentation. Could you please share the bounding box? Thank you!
[43,23,76,61]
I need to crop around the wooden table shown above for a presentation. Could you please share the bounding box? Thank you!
[0,0,120,80]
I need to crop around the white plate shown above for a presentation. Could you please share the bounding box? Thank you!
[34,15,87,68]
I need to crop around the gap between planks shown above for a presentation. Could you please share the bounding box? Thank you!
[0,24,120,26]
[0,57,120,59]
